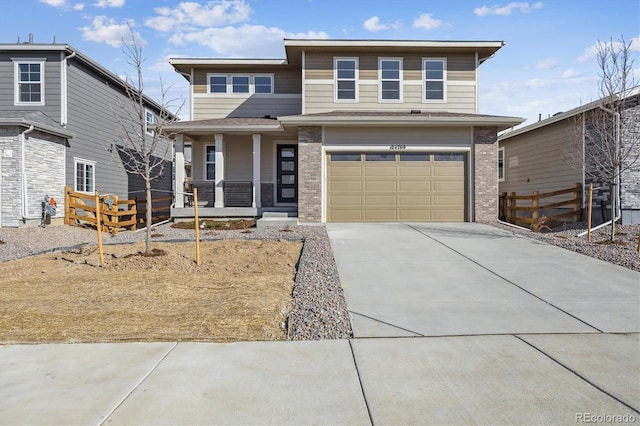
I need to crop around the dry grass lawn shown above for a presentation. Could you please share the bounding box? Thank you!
[0,240,302,344]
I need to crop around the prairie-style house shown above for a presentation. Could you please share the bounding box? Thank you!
[166,39,523,223]
[0,40,174,227]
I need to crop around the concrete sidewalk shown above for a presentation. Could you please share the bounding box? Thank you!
[1,223,639,424]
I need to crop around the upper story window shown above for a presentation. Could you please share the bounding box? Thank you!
[74,158,95,193]
[379,58,402,102]
[209,75,227,93]
[232,75,250,93]
[254,75,273,94]
[335,57,358,101]
[208,74,273,95]
[145,109,155,135]
[14,60,45,105]
[423,58,446,102]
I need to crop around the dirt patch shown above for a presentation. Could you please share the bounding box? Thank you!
[0,240,302,344]
[171,219,256,231]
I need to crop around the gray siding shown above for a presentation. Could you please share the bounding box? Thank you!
[0,51,62,120]
[65,58,172,201]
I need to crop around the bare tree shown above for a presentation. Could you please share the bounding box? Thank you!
[110,28,183,253]
[567,36,639,240]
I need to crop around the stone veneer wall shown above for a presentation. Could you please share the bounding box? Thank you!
[620,103,640,224]
[297,126,322,222]
[473,126,499,222]
[0,127,66,227]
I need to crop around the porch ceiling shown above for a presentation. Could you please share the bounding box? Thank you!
[160,117,285,138]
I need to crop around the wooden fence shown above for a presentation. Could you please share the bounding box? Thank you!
[499,183,582,231]
[64,186,173,234]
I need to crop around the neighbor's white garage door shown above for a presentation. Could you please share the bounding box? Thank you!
[326,152,465,222]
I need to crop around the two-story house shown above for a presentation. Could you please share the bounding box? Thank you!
[0,40,174,227]
[166,39,523,223]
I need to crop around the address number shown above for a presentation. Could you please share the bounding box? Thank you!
[389,145,406,150]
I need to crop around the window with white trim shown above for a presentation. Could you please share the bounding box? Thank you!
[75,158,95,193]
[254,75,273,94]
[14,60,45,105]
[145,109,154,135]
[498,147,505,181]
[335,57,358,101]
[423,58,446,102]
[205,145,216,181]
[379,58,402,101]
[207,74,273,95]
[232,75,249,93]
[209,75,227,93]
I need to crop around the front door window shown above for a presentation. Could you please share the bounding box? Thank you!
[277,145,297,203]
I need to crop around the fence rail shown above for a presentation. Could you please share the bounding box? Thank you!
[499,183,582,231]
[64,186,173,234]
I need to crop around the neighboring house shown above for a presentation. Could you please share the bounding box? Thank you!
[0,40,174,227]
[166,39,523,223]
[498,88,640,225]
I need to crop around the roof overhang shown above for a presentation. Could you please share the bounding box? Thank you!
[158,120,285,136]
[279,112,524,132]
[0,118,74,139]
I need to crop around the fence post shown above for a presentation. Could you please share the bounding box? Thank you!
[509,192,516,223]
[573,182,582,222]
[110,195,119,235]
[587,183,593,242]
[64,185,72,225]
[532,191,540,231]
[132,196,137,231]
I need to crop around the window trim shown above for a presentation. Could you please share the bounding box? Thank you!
[378,57,403,103]
[207,73,274,96]
[334,57,358,102]
[14,59,46,106]
[145,108,155,136]
[498,146,505,182]
[422,57,447,103]
[74,157,96,194]
[204,144,216,181]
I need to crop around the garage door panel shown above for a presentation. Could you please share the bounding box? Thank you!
[329,180,363,192]
[364,209,398,221]
[330,195,363,206]
[327,152,466,223]
[329,167,362,177]
[364,180,397,192]
[399,180,431,191]
[399,195,430,206]
[365,195,397,206]
[364,167,396,177]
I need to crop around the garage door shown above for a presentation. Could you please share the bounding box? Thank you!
[327,152,465,222]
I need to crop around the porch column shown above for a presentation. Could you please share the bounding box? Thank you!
[252,133,261,208]
[214,133,225,208]
[174,134,185,208]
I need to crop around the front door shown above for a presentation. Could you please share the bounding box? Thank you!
[277,145,298,203]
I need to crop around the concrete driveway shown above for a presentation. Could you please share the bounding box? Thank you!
[1,222,638,424]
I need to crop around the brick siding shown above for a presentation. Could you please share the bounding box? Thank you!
[473,126,498,222]
[297,126,322,222]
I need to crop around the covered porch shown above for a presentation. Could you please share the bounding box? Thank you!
[168,118,299,219]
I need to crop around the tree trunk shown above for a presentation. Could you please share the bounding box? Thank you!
[145,178,152,254]
[610,183,616,241]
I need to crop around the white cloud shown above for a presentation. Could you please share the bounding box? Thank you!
[363,16,388,32]
[579,35,640,62]
[40,0,66,6]
[80,16,145,48]
[474,2,543,16]
[93,0,124,8]
[413,13,442,30]
[74,3,84,10]
[562,69,581,79]
[168,25,328,57]
[145,0,251,32]
[535,57,559,70]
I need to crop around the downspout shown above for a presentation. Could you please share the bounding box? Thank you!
[578,105,621,236]
[61,50,77,127]
[20,125,35,221]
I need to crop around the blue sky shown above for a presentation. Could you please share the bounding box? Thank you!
[1,0,638,125]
